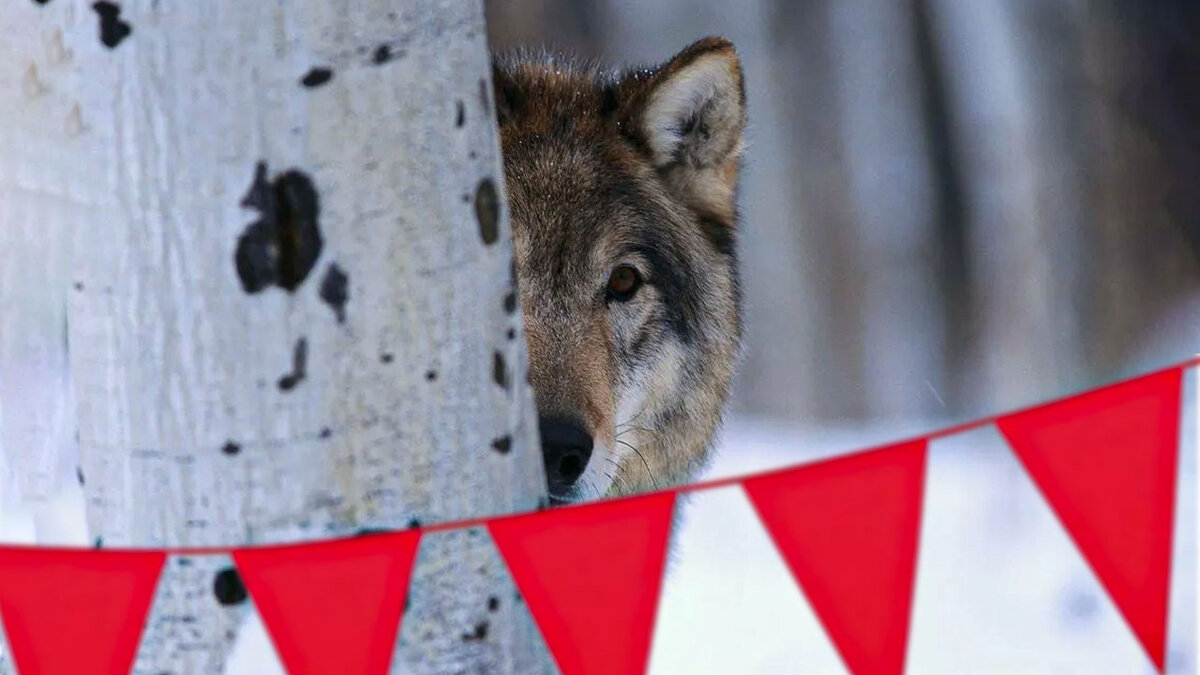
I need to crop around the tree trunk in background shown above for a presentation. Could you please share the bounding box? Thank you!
[924,0,1086,413]
[1081,0,1200,373]
[760,0,948,420]
[825,0,945,418]
[759,0,862,421]
[484,0,602,56]
[0,1,551,673]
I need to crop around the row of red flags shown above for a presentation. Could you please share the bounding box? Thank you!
[0,365,1186,674]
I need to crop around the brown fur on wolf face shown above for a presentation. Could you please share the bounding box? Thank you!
[493,38,745,503]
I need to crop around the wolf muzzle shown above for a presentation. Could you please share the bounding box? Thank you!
[539,417,593,501]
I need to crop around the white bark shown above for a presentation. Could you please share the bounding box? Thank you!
[0,1,550,672]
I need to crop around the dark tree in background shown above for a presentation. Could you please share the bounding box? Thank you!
[1083,0,1200,370]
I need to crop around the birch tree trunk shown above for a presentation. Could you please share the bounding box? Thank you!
[0,1,551,673]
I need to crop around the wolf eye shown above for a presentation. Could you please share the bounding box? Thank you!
[606,265,642,302]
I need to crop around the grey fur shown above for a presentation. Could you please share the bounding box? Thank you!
[494,37,746,501]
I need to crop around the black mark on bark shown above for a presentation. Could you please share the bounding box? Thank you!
[235,162,323,293]
[490,435,512,454]
[213,568,247,606]
[319,263,349,323]
[503,291,516,314]
[92,2,131,49]
[221,441,241,456]
[300,67,333,88]
[372,44,392,65]
[462,621,489,642]
[475,178,499,245]
[493,351,507,389]
[277,337,308,391]
[487,596,499,612]
[455,100,465,128]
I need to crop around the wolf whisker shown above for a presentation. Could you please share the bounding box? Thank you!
[616,407,652,430]
[616,439,660,490]
[616,425,656,436]
[602,458,635,494]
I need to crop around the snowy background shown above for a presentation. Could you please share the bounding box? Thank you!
[651,385,1197,674]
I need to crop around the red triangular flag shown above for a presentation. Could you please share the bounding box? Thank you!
[0,546,164,675]
[488,492,676,675]
[996,367,1182,671]
[743,440,928,675]
[232,530,422,675]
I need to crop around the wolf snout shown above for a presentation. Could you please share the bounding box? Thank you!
[538,416,593,498]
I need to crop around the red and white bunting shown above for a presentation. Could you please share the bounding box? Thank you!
[744,440,927,675]
[488,492,676,675]
[0,547,164,675]
[232,530,422,675]
[0,361,1189,674]
[997,368,1182,672]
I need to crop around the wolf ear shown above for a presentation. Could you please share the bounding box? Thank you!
[627,38,746,223]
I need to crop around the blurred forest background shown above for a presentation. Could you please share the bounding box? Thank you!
[485,0,1200,424]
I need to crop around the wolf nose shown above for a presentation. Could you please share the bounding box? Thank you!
[539,417,593,495]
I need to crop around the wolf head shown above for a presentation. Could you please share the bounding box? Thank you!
[493,38,745,503]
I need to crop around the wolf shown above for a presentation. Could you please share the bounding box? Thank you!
[493,37,746,504]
